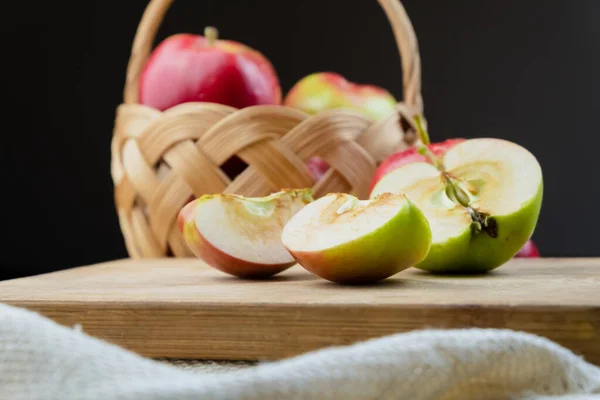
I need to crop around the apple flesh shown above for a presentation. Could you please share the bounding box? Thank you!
[284,72,397,122]
[140,27,281,111]
[370,138,543,273]
[178,189,313,278]
[281,192,432,284]
[369,138,466,193]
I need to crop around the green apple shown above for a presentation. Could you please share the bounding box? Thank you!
[370,137,543,273]
[281,192,432,284]
[178,189,313,278]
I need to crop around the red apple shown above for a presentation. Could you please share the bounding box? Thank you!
[515,239,540,258]
[369,138,466,194]
[307,156,329,181]
[139,27,282,111]
[284,72,397,122]
[286,72,397,181]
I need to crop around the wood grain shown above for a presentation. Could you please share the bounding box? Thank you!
[0,258,599,365]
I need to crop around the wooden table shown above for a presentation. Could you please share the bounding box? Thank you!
[0,257,598,365]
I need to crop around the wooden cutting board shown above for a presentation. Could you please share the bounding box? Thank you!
[1,258,599,365]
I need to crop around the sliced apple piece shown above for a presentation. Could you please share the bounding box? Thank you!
[370,138,543,273]
[178,189,313,278]
[281,192,432,284]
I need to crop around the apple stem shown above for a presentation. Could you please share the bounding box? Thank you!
[204,26,218,46]
[413,115,444,171]
[413,115,430,146]
[412,115,491,236]
[417,146,443,170]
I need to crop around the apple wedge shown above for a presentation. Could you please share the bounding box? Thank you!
[281,192,432,284]
[178,189,313,278]
[370,138,543,273]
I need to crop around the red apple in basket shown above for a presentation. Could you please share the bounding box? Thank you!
[284,72,398,181]
[284,72,397,121]
[139,27,282,111]
[306,156,330,181]
[178,189,313,278]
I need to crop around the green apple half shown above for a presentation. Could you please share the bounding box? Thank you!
[178,189,313,278]
[281,192,432,284]
[370,138,543,273]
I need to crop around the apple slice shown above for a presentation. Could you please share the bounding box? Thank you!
[281,192,432,284]
[370,138,543,273]
[178,189,313,278]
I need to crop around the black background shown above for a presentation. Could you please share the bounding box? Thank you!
[2,0,598,280]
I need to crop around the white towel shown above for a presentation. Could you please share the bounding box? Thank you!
[0,303,599,400]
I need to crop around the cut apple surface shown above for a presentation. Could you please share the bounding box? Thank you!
[370,138,543,273]
[281,192,432,284]
[369,138,466,193]
[178,189,313,278]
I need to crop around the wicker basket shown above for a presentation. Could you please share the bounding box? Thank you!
[111,0,425,258]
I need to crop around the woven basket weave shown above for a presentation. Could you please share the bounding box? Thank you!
[111,0,425,258]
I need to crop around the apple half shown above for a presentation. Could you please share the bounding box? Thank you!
[370,138,543,273]
[178,189,313,278]
[281,192,432,284]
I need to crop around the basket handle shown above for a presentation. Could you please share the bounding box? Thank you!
[123,0,422,112]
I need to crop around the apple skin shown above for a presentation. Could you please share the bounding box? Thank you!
[178,199,294,278]
[284,72,397,122]
[306,156,329,181]
[515,239,540,258]
[369,138,466,194]
[282,193,432,284]
[139,31,282,111]
[414,183,543,273]
[370,138,543,274]
[178,190,312,279]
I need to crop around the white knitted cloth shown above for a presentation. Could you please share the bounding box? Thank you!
[1,303,599,400]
